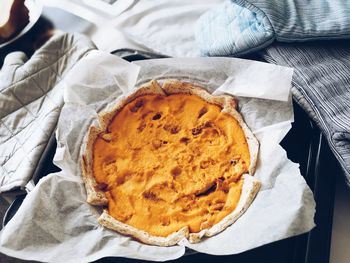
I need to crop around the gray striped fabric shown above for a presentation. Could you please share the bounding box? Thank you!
[250,0,350,41]
[261,40,350,185]
[195,0,350,56]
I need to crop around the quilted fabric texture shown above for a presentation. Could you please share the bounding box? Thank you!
[196,0,350,56]
[262,40,350,186]
[195,0,274,57]
[0,33,95,193]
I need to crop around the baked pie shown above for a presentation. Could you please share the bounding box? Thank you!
[81,79,260,246]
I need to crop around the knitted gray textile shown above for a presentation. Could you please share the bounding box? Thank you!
[262,40,350,185]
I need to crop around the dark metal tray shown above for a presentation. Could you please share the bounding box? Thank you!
[2,50,338,263]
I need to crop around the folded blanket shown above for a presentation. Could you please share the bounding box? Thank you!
[262,40,350,185]
[0,33,95,193]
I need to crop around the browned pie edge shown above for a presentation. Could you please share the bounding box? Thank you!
[81,79,261,246]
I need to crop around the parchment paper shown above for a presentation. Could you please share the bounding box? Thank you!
[0,51,315,263]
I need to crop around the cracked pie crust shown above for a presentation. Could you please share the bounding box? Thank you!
[81,79,260,246]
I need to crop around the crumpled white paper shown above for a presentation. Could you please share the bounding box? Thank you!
[0,51,315,263]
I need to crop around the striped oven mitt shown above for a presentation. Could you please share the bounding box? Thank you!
[195,0,350,57]
[262,40,350,186]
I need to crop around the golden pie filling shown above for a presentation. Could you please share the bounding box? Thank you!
[93,94,250,237]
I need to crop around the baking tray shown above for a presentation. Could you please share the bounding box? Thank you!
[2,50,338,263]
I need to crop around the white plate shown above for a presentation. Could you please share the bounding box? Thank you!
[0,0,43,49]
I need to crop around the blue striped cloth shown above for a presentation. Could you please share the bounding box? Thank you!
[196,0,350,56]
[262,40,350,185]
